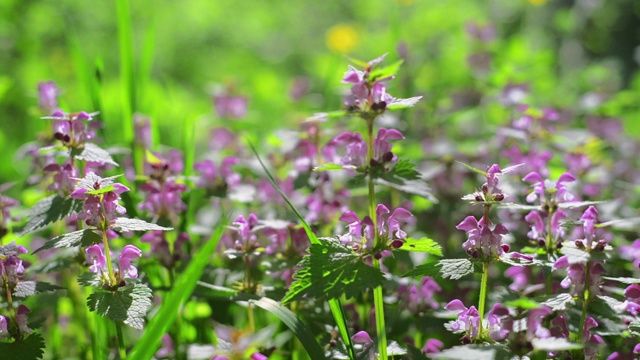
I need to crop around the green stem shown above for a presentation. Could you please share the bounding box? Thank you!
[545,208,555,295]
[244,254,255,332]
[373,263,387,360]
[115,321,127,359]
[101,229,117,286]
[477,262,489,338]
[577,262,591,343]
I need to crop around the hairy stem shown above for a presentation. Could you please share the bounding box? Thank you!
[478,262,489,338]
[577,262,591,343]
[101,229,117,286]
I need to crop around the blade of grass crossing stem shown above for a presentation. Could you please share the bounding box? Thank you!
[247,140,356,359]
[235,294,326,359]
[128,220,228,360]
[116,0,135,144]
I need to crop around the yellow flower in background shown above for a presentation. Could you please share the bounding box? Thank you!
[326,24,359,53]
[528,0,549,5]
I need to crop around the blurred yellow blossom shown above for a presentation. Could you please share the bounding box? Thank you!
[326,24,359,53]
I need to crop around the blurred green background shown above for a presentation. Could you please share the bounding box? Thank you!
[1,0,640,185]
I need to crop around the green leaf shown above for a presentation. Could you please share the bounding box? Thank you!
[71,143,118,166]
[503,297,541,310]
[313,163,355,171]
[560,242,590,264]
[33,229,102,254]
[398,237,443,256]
[531,337,583,351]
[455,161,487,176]
[431,345,509,360]
[596,295,625,313]
[195,281,238,298]
[305,110,347,122]
[602,277,640,284]
[75,173,122,191]
[391,159,421,180]
[499,253,545,267]
[78,273,103,288]
[111,218,173,232]
[283,237,384,303]
[369,59,403,80]
[232,294,326,360]
[541,293,575,311]
[375,176,437,203]
[403,259,479,280]
[0,333,45,360]
[386,96,423,110]
[87,281,153,330]
[20,195,82,235]
[128,220,227,359]
[12,281,64,298]
[86,185,116,195]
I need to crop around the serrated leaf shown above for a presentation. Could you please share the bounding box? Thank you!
[282,237,384,303]
[531,337,583,351]
[369,59,403,81]
[496,203,540,211]
[20,195,82,235]
[391,159,421,180]
[86,184,116,195]
[71,143,118,166]
[398,237,443,256]
[455,161,487,176]
[304,110,348,122]
[596,295,626,313]
[386,96,423,110]
[560,243,590,264]
[75,173,121,191]
[403,259,478,280]
[504,297,541,310]
[78,272,103,287]
[597,217,640,229]
[87,281,153,330]
[602,277,640,284]
[541,293,575,311]
[111,218,172,232]
[375,177,438,203]
[429,345,508,360]
[0,242,25,256]
[0,333,45,360]
[12,281,64,298]
[33,229,101,254]
[313,163,356,172]
[499,253,545,266]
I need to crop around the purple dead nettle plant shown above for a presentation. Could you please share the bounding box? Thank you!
[0,243,35,342]
[138,150,188,225]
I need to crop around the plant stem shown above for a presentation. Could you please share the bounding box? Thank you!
[4,281,16,322]
[244,254,255,332]
[115,321,127,359]
[477,262,489,338]
[545,208,555,295]
[577,262,591,343]
[373,262,387,360]
[101,228,117,286]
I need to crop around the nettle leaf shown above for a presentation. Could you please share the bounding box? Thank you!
[497,203,540,211]
[392,159,421,180]
[541,293,575,311]
[375,177,437,203]
[0,333,45,360]
[558,200,605,210]
[305,110,348,122]
[560,242,590,264]
[71,143,118,166]
[111,218,172,232]
[87,281,153,330]
[20,195,82,235]
[403,259,479,280]
[0,242,25,256]
[386,96,423,110]
[12,281,64,298]
[33,229,101,254]
[78,273,102,288]
[531,337,583,351]
[455,161,487,176]
[603,277,640,284]
[596,295,626,313]
[282,237,384,303]
[429,345,509,360]
[313,163,356,172]
[398,237,443,256]
[504,297,541,310]
[75,173,121,191]
[597,217,640,230]
[499,253,545,267]
[369,59,403,80]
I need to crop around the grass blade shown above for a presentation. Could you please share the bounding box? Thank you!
[247,139,355,359]
[127,218,228,360]
[116,0,135,144]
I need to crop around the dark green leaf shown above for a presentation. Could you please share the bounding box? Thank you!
[111,218,172,232]
[392,159,421,180]
[282,237,384,303]
[87,281,153,330]
[403,259,479,280]
[541,293,575,311]
[596,295,625,313]
[33,229,101,254]
[71,142,118,166]
[0,333,45,360]
[406,344,429,360]
[12,281,64,298]
[20,195,82,235]
[531,337,582,351]
[398,237,443,256]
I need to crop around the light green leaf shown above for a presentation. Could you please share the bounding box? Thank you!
[398,237,443,256]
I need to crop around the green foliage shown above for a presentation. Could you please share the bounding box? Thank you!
[0,333,45,360]
[313,163,352,171]
[111,218,172,232]
[87,280,153,330]
[531,337,583,351]
[20,195,82,235]
[282,237,385,303]
[78,273,102,287]
[403,259,480,280]
[12,281,64,298]
[540,293,575,312]
[559,242,590,264]
[503,297,541,310]
[33,229,101,254]
[432,344,510,360]
[70,143,118,166]
[398,237,443,256]
[195,281,238,298]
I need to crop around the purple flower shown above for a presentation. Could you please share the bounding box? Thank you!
[339,204,413,251]
[456,216,509,260]
[43,162,77,196]
[583,317,604,359]
[352,330,373,345]
[85,245,106,274]
[118,245,142,279]
[0,244,27,288]
[462,164,515,203]
[49,110,97,147]
[214,93,247,119]
[526,306,552,339]
[0,315,8,340]
[554,256,605,296]
[138,180,187,223]
[209,127,238,151]
[342,55,397,113]
[523,171,576,205]
[134,114,152,148]
[486,303,511,341]
[324,128,404,171]
[16,305,31,335]
[71,177,129,229]
[421,339,443,354]
[398,276,441,313]
[155,334,174,358]
[564,152,591,176]
[504,266,530,292]
[445,300,481,339]
[141,231,182,268]
[524,209,567,248]
[193,157,241,190]
[465,21,496,42]
[305,186,350,224]
[38,81,60,113]
[249,353,268,360]
[501,145,552,176]
[622,284,640,316]
[0,192,19,229]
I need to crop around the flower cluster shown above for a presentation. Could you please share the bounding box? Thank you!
[342,54,395,114]
[456,216,509,260]
[397,276,441,313]
[86,244,142,284]
[49,110,97,148]
[0,244,27,289]
[339,204,413,254]
[323,128,404,172]
[70,176,130,230]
